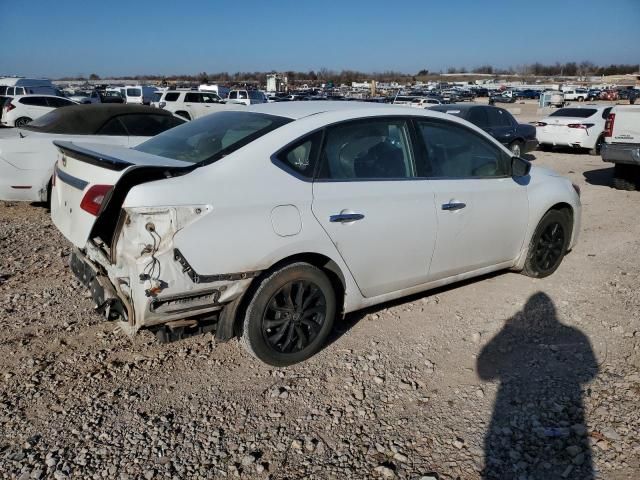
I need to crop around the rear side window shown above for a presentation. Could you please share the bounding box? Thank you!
[229,91,238,99]
[127,88,142,96]
[468,107,489,129]
[238,91,248,99]
[487,108,513,127]
[46,97,74,108]
[118,114,185,136]
[416,120,509,178]
[276,131,322,179]
[185,93,201,103]
[550,108,597,118]
[317,119,415,180]
[98,117,128,136]
[164,92,180,102]
[20,96,49,107]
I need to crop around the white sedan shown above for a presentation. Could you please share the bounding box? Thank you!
[0,104,184,202]
[535,105,612,155]
[50,102,581,366]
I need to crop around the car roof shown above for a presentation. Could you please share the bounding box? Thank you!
[22,104,176,135]
[245,100,410,120]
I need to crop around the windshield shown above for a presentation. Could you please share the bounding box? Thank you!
[550,108,597,118]
[127,88,142,96]
[134,111,292,164]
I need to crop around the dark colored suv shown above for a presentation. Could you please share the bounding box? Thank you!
[430,104,538,156]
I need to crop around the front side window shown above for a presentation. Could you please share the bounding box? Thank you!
[184,92,201,103]
[238,91,248,99]
[46,97,74,108]
[135,111,292,165]
[229,91,238,99]
[201,93,221,103]
[416,120,510,178]
[487,108,514,127]
[317,119,415,180]
[468,107,489,129]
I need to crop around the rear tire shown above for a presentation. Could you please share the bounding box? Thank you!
[613,164,638,191]
[14,117,32,128]
[241,262,336,366]
[523,209,571,278]
[589,135,605,156]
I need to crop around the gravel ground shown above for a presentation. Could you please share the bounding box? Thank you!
[1,142,639,479]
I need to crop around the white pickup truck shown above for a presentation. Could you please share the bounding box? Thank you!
[601,105,640,190]
[563,89,589,102]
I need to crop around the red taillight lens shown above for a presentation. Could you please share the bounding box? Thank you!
[604,113,615,137]
[80,184,113,216]
[5,102,16,112]
[567,123,594,129]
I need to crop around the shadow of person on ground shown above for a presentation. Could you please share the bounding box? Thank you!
[477,292,598,479]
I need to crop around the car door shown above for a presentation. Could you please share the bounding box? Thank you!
[311,117,438,298]
[183,92,202,118]
[20,96,51,119]
[413,118,528,280]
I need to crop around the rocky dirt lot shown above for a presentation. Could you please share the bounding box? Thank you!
[0,146,639,479]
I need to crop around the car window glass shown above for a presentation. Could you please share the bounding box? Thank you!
[238,91,248,99]
[201,93,219,103]
[118,114,184,137]
[416,120,509,178]
[164,92,179,102]
[20,97,49,107]
[185,92,201,103]
[318,119,415,180]
[127,88,141,97]
[97,117,128,136]
[487,108,512,127]
[550,108,597,118]
[602,107,612,119]
[468,107,489,128]
[277,131,322,178]
[229,91,238,99]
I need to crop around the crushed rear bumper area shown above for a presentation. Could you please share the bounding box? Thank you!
[69,248,128,322]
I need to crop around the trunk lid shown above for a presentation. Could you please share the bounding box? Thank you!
[610,106,640,143]
[51,141,192,248]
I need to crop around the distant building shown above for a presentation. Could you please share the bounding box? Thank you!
[266,74,287,92]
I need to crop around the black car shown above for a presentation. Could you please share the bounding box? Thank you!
[430,104,538,156]
[515,89,541,100]
[488,92,516,104]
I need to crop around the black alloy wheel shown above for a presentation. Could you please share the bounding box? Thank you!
[523,209,571,278]
[262,280,327,354]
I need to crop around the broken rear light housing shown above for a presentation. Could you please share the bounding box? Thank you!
[80,184,113,216]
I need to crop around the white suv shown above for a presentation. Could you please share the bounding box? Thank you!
[158,90,239,120]
[1,95,77,127]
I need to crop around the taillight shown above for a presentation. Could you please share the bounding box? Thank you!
[567,123,594,129]
[5,102,16,112]
[80,184,113,216]
[604,113,615,137]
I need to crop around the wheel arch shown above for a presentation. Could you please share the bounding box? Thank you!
[216,251,348,341]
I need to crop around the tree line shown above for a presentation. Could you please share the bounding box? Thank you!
[63,62,638,84]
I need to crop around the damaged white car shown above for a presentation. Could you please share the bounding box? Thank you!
[50,102,581,366]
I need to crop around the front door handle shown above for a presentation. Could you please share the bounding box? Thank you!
[441,202,466,211]
[330,213,365,223]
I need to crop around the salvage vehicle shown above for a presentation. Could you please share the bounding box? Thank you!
[158,90,241,120]
[601,105,640,190]
[0,104,184,202]
[50,102,581,366]
[430,104,538,156]
[534,106,611,155]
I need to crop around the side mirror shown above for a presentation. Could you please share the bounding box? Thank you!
[512,156,531,177]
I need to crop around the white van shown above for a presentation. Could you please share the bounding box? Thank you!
[118,85,157,105]
[199,84,230,99]
[0,77,58,96]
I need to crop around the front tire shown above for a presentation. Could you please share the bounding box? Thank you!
[241,263,336,366]
[523,209,571,278]
[14,117,32,128]
[509,141,523,157]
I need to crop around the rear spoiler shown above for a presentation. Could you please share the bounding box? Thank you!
[54,141,133,171]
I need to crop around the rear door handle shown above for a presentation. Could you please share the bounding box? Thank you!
[441,202,466,211]
[330,213,365,223]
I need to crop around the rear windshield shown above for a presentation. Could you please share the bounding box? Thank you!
[134,111,292,165]
[550,108,597,118]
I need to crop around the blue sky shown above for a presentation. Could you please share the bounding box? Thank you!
[1,0,639,78]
